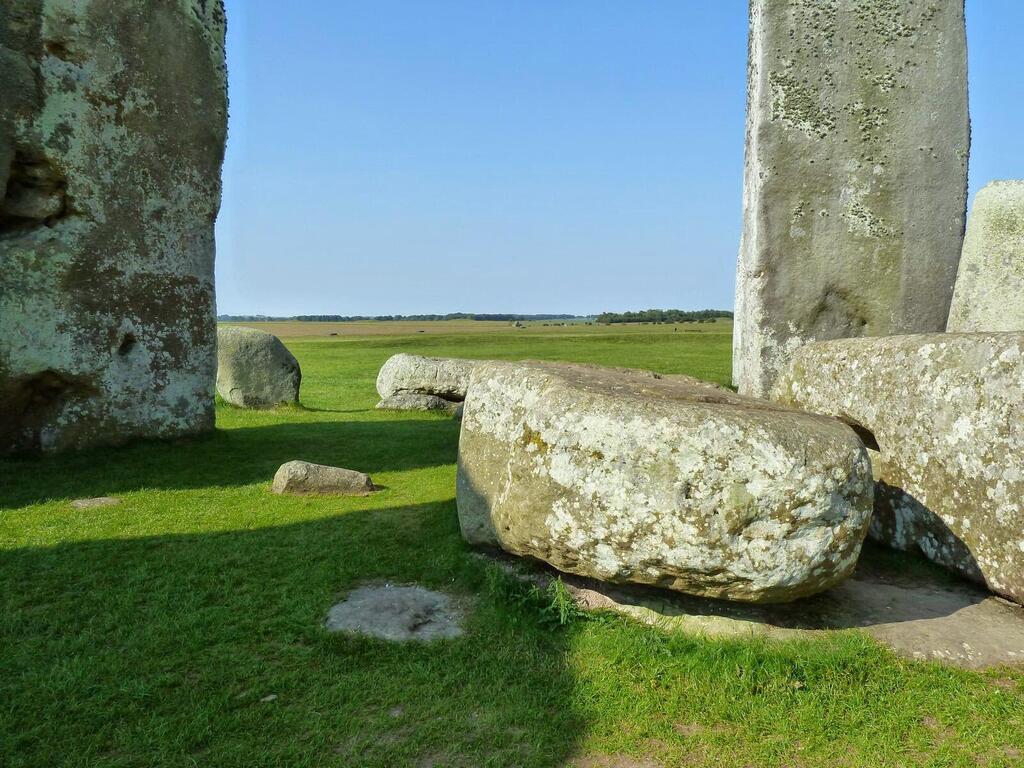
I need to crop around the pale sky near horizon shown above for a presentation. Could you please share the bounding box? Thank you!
[215,1,1024,317]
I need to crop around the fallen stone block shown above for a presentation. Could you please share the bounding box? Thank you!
[271,460,375,496]
[375,354,477,401]
[772,332,1024,604]
[457,361,873,603]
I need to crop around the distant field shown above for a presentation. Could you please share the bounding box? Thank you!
[220,317,733,340]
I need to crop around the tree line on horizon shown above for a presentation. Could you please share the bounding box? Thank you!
[594,309,733,324]
[216,309,733,324]
[216,313,582,322]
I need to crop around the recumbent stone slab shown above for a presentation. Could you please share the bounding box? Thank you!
[457,361,873,604]
[376,354,477,401]
[0,1,228,453]
[733,0,969,397]
[772,332,1024,604]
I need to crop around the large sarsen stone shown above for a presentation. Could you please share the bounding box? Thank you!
[733,0,969,397]
[772,333,1024,604]
[216,327,301,408]
[457,361,873,604]
[376,354,476,402]
[0,1,228,453]
[947,181,1024,332]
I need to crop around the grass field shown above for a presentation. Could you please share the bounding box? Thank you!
[1,321,1021,767]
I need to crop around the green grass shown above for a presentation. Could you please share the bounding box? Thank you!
[1,324,1021,767]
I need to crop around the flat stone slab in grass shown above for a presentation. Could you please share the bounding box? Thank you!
[70,497,121,510]
[484,551,1024,669]
[325,585,466,642]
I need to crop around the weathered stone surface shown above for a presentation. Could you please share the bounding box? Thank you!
[271,460,375,496]
[0,1,228,453]
[375,354,476,401]
[733,0,969,397]
[325,585,466,642]
[947,181,1024,332]
[772,333,1024,604]
[216,327,301,408]
[376,393,461,415]
[457,361,873,603]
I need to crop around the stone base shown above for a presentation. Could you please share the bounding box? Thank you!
[480,547,1024,669]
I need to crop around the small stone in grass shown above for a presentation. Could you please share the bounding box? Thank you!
[271,460,375,496]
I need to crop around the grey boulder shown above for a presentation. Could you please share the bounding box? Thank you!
[375,354,477,401]
[457,361,873,604]
[271,460,375,496]
[772,333,1024,604]
[217,327,301,408]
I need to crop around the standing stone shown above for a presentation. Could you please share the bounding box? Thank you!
[733,0,969,397]
[216,327,301,408]
[0,2,228,453]
[947,181,1024,332]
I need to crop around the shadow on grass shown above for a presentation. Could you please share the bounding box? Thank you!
[0,417,461,507]
[0,501,583,767]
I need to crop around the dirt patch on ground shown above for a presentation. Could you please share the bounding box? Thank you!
[569,755,663,768]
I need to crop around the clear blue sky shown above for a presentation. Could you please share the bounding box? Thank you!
[215,1,1024,317]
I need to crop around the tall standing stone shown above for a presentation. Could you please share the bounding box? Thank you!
[947,181,1024,332]
[733,0,969,397]
[0,2,228,452]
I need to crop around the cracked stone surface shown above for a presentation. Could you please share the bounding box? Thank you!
[733,0,969,397]
[325,585,467,642]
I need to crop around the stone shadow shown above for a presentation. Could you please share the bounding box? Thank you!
[0,502,584,766]
[0,417,461,507]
